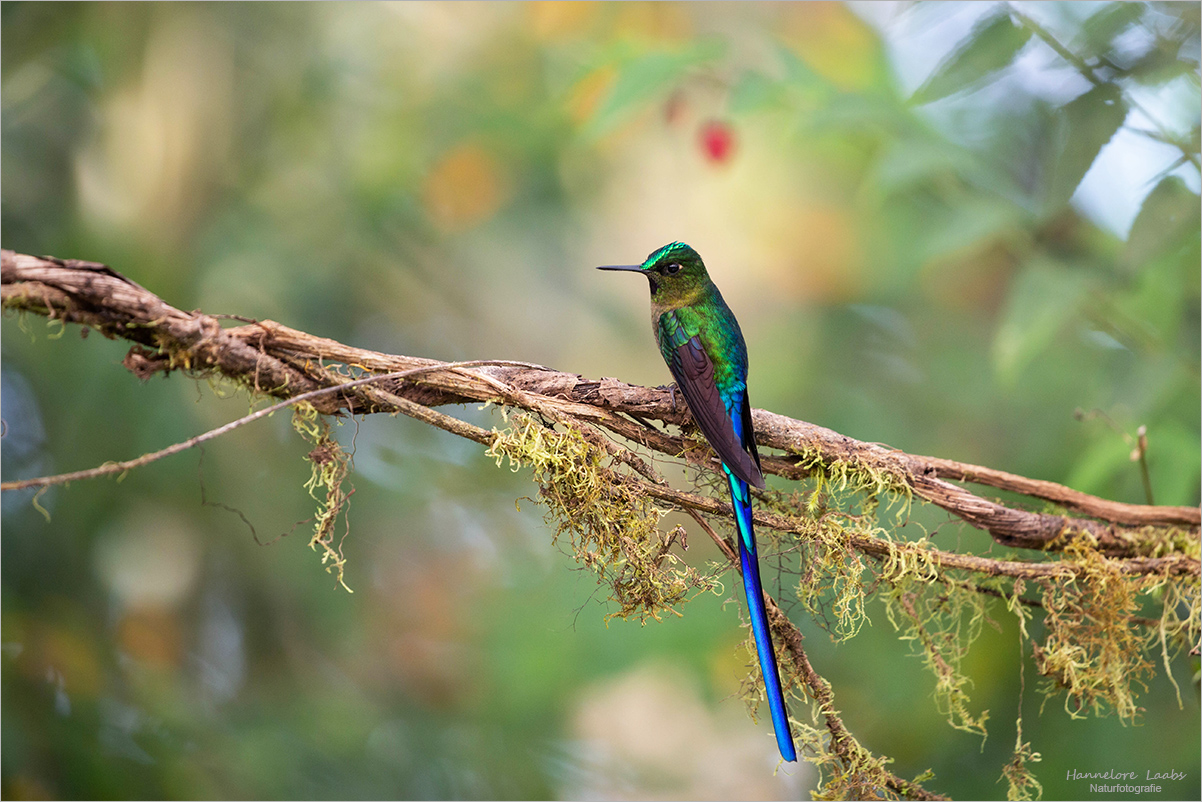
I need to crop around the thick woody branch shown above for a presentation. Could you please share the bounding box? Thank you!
[636,480,1197,581]
[4,249,1198,800]
[4,250,1196,567]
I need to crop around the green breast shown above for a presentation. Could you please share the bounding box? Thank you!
[654,292,748,399]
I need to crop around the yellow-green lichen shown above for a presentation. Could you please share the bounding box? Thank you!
[293,403,352,591]
[885,576,991,739]
[487,411,717,622]
[789,445,913,523]
[1033,534,1151,720]
[794,508,874,641]
[1000,726,1043,801]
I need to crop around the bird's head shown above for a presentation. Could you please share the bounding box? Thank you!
[597,242,710,301]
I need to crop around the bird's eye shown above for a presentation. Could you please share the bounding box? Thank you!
[664,263,682,275]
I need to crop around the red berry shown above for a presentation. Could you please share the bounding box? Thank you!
[699,120,735,163]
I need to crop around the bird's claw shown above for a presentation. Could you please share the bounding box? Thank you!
[660,383,679,413]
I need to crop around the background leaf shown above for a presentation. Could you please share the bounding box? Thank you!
[911,9,1033,105]
[1043,83,1128,212]
[582,40,726,138]
[1124,175,1201,267]
[1079,2,1144,60]
[992,260,1090,386]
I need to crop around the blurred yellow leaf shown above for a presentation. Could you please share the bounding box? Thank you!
[527,1,598,39]
[118,607,183,669]
[784,3,882,92]
[567,63,617,125]
[73,9,232,250]
[613,2,693,42]
[778,203,863,302]
[422,142,508,232]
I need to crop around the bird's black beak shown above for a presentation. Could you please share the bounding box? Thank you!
[598,263,657,292]
[596,264,644,273]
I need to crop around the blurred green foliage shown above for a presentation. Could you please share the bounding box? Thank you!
[2,2,1198,799]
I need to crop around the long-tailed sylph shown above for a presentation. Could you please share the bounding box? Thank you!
[598,242,797,762]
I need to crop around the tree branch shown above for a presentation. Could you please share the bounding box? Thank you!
[4,248,1199,800]
[4,249,1196,562]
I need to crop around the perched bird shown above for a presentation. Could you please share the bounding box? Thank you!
[598,242,797,763]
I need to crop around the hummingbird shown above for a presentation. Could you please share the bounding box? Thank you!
[598,242,797,763]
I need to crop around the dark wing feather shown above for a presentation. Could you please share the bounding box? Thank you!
[669,336,765,489]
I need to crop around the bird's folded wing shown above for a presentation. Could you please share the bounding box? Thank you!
[669,336,765,489]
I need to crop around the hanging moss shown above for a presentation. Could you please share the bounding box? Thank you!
[1000,729,1043,802]
[487,411,719,622]
[293,403,353,592]
[884,576,991,738]
[476,413,1197,797]
[1033,533,1176,720]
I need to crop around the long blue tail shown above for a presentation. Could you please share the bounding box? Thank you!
[726,469,797,763]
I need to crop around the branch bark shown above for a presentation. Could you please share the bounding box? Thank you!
[4,249,1199,800]
[4,249,1197,563]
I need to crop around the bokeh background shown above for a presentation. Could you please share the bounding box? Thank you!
[2,2,1199,799]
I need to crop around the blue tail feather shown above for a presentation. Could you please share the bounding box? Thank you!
[727,470,797,763]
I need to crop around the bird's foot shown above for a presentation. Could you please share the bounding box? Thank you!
[658,383,679,413]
